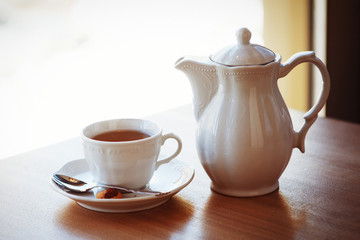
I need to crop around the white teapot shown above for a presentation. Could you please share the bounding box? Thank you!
[175,28,330,197]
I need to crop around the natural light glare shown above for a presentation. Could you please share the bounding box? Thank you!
[0,0,263,158]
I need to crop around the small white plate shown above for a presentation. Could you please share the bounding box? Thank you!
[50,158,194,213]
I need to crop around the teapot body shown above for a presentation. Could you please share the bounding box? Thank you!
[196,55,294,196]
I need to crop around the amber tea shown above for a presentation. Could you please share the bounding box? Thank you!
[92,130,151,142]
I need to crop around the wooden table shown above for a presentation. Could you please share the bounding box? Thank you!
[0,105,359,239]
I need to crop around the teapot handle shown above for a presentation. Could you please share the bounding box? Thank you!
[279,51,330,153]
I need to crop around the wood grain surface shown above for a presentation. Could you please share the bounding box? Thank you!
[0,105,359,239]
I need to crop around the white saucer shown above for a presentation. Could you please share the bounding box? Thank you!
[50,158,194,213]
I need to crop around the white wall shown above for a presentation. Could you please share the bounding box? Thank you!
[0,0,263,158]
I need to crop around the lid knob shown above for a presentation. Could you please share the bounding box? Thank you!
[236,28,251,45]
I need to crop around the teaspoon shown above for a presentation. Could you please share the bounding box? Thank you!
[52,174,168,196]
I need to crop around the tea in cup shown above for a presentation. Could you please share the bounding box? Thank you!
[81,119,182,189]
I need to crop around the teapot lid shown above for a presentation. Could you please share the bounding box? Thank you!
[210,28,275,66]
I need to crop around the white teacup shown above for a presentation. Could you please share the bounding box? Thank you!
[81,119,182,189]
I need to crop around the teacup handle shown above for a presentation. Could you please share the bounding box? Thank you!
[279,51,330,153]
[156,133,182,169]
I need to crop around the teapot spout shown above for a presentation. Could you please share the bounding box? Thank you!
[175,56,218,121]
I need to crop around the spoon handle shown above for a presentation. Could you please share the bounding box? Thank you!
[95,184,169,196]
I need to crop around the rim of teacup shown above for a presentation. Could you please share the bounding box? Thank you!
[81,118,162,145]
